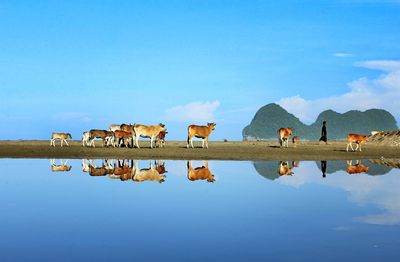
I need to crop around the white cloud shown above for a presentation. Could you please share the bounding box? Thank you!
[165,101,220,123]
[333,52,353,57]
[277,60,400,124]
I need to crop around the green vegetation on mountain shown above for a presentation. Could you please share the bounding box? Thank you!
[243,103,398,140]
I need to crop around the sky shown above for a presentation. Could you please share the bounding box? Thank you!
[1,0,400,140]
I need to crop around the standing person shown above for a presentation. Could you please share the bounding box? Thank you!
[319,121,328,144]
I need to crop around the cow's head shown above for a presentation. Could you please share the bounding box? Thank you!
[67,133,72,139]
[207,122,217,130]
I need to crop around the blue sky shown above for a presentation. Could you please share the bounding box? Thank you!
[1,0,400,140]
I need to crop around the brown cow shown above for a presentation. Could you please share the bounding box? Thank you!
[155,130,168,148]
[346,160,369,175]
[132,161,166,183]
[120,124,135,147]
[114,130,133,148]
[134,123,166,148]
[187,122,216,149]
[89,129,114,147]
[50,159,72,172]
[50,132,72,147]
[278,161,294,176]
[292,135,299,147]
[278,128,292,148]
[187,161,215,182]
[346,133,369,152]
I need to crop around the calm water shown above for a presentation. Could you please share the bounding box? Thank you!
[0,158,400,261]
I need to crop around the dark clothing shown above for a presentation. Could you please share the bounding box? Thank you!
[319,125,327,142]
[321,161,327,178]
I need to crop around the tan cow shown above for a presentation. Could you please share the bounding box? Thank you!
[50,159,72,172]
[133,123,166,148]
[132,160,166,183]
[89,129,114,147]
[50,132,72,147]
[278,128,292,148]
[187,161,215,182]
[346,133,369,152]
[346,160,369,175]
[187,122,216,149]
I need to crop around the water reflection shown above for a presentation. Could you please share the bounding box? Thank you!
[187,160,215,182]
[346,160,369,175]
[50,159,72,172]
[133,160,167,183]
[320,160,327,178]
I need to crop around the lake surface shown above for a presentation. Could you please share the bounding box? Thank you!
[0,158,400,261]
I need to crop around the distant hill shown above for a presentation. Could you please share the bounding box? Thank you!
[243,103,398,140]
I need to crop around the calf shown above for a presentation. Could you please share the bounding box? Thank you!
[292,135,299,147]
[114,130,133,147]
[278,128,292,148]
[50,132,72,147]
[346,133,369,152]
[155,130,168,148]
[187,122,216,149]
[89,129,114,147]
[82,131,90,147]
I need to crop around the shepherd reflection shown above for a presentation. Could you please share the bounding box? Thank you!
[321,161,327,178]
[346,160,369,175]
[50,159,72,172]
[187,161,215,182]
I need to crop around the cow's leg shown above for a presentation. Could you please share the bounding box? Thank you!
[187,136,190,148]
[355,143,359,151]
[150,137,154,148]
[359,143,362,152]
[349,142,354,151]
[206,138,209,149]
[61,139,64,147]
[202,139,205,148]
[135,137,140,149]
[64,139,69,146]
[346,143,350,152]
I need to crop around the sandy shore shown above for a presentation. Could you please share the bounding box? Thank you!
[0,140,399,160]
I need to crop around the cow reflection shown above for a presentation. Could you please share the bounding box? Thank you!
[132,160,167,183]
[50,159,72,172]
[85,160,114,177]
[278,161,296,176]
[187,161,215,183]
[347,160,369,175]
